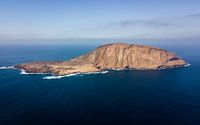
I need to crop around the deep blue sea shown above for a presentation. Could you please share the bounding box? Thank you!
[0,41,200,125]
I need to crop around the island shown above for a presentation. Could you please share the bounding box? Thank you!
[15,43,186,76]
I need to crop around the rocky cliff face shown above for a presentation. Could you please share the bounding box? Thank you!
[16,43,186,75]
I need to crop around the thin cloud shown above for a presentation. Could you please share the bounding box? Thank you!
[85,13,200,39]
[111,20,173,28]
[1,13,200,40]
[185,13,200,18]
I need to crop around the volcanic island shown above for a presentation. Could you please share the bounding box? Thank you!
[15,43,187,76]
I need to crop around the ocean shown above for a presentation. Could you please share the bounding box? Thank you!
[0,41,200,125]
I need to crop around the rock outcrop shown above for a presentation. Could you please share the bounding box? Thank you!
[15,43,186,75]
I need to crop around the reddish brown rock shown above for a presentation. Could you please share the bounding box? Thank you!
[15,43,186,75]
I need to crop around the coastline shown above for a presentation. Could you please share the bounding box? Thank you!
[0,63,191,79]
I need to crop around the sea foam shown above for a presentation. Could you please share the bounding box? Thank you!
[43,71,109,80]
[184,63,191,67]
[0,66,15,69]
[20,69,48,75]
[43,74,77,79]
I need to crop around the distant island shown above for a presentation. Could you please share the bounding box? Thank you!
[15,43,186,76]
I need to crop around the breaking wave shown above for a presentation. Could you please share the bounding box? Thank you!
[43,71,109,80]
[20,69,48,75]
[184,63,191,67]
[0,66,15,69]
[43,74,77,79]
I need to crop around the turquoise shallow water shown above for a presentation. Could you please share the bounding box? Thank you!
[0,42,200,125]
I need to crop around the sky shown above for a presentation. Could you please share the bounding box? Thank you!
[0,0,200,41]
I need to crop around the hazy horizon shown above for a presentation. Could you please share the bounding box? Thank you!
[0,0,200,44]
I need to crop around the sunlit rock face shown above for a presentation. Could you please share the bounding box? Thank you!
[16,43,186,75]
